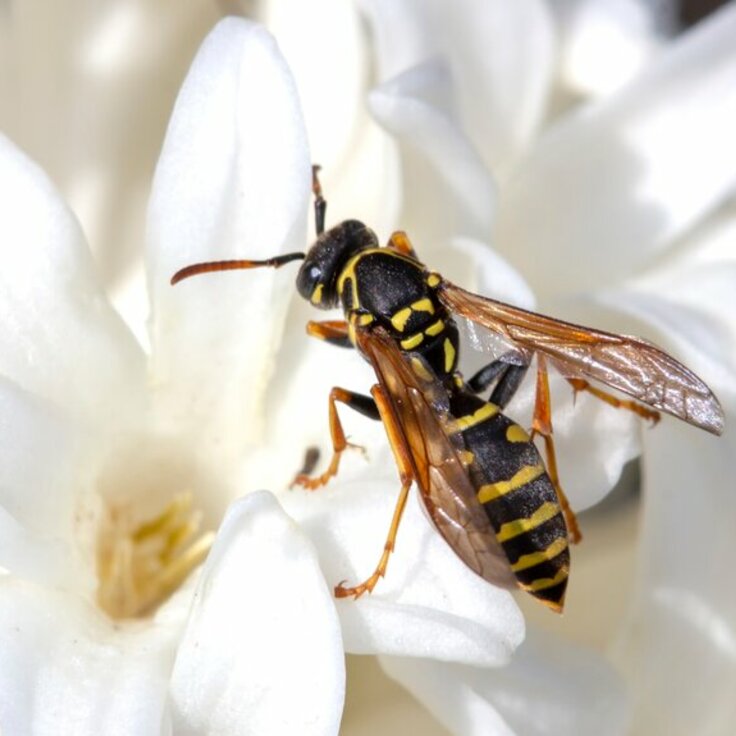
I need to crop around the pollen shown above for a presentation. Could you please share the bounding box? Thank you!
[96,492,215,619]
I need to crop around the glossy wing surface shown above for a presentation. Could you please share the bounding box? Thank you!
[356,327,516,589]
[438,280,724,435]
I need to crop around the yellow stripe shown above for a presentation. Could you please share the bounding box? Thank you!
[476,464,545,504]
[358,313,374,326]
[310,283,323,305]
[511,537,568,573]
[519,567,568,593]
[410,357,434,382]
[451,402,498,432]
[443,338,456,372]
[401,332,424,350]
[506,425,530,443]
[391,307,412,332]
[411,298,434,314]
[496,502,560,542]
[424,318,444,337]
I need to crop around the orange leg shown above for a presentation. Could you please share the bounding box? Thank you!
[291,387,373,491]
[306,319,351,348]
[387,231,418,259]
[334,384,414,598]
[567,378,660,425]
[531,357,582,544]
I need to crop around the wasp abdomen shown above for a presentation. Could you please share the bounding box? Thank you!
[449,391,570,611]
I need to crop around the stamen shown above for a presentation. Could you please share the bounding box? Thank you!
[97,492,214,619]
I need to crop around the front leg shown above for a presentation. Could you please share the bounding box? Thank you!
[306,319,353,348]
[292,387,379,490]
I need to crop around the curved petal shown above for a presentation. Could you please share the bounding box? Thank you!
[0,577,177,735]
[613,412,736,735]
[381,631,629,736]
[369,60,497,251]
[281,475,525,667]
[147,18,311,452]
[496,4,736,300]
[362,0,556,171]
[0,133,145,425]
[169,491,345,736]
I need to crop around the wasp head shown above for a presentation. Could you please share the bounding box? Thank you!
[296,219,377,308]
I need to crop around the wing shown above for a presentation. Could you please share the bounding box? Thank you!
[355,326,517,589]
[438,279,725,436]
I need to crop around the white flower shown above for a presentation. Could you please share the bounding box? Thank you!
[0,18,526,734]
[261,1,736,733]
[3,2,736,735]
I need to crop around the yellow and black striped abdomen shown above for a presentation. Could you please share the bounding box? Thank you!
[448,390,570,611]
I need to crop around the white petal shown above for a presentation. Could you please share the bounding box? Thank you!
[0,577,177,735]
[281,474,525,666]
[147,18,311,451]
[496,4,736,300]
[169,492,345,736]
[613,412,736,735]
[362,0,556,171]
[554,0,665,96]
[0,133,145,424]
[381,631,629,736]
[368,60,497,252]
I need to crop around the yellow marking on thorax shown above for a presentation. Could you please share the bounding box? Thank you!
[347,321,357,345]
[506,425,530,443]
[496,502,560,542]
[450,402,498,432]
[426,272,440,287]
[425,318,444,337]
[459,450,475,466]
[411,357,434,382]
[390,298,435,332]
[519,567,568,593]
[358,313,374,326]
[510,537,568,573]
[476,464,545,504]
[443,338,456,373]
[310,283,323,305]
[391,307,412,332]
[401,332,424,350]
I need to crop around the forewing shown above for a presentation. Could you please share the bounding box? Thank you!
[356,328,516,589]
[438,280,724,435]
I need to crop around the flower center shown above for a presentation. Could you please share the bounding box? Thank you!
[96,491,215,619]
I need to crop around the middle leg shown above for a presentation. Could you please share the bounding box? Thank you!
[292,387,379,490]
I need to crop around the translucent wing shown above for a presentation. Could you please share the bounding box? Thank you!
[356,327,516,589]
[438,279,725,436]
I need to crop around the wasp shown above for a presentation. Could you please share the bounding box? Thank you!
[172,168,724,613]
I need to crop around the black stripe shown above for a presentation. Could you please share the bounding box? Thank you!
[512,550,570,587]
[480,474,559,527]
[532,580,568,607]
[499,514,568,565]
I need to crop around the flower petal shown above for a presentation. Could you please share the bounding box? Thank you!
[368,60,497,251]
[496,4,736,300]
[147,18,311,451]
[362,0,556,171]
[281,474,525,667]
[613,412,736,735]
[169,491,345,736]
[0,133,145,424]
[381,631,629,736]
[0,577,177,735]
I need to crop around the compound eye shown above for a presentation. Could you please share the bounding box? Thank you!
[296,260,326,304]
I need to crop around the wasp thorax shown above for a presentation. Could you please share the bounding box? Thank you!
[296,219,377,308]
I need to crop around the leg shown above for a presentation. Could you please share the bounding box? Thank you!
[387,231,418,259]
[312,165,326,236]
[292,387,379,490]
[306,319,352,349]
[334,384,414,598]
[567,378,660,425]
[468,357,529,410]
[530,356,582,544]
